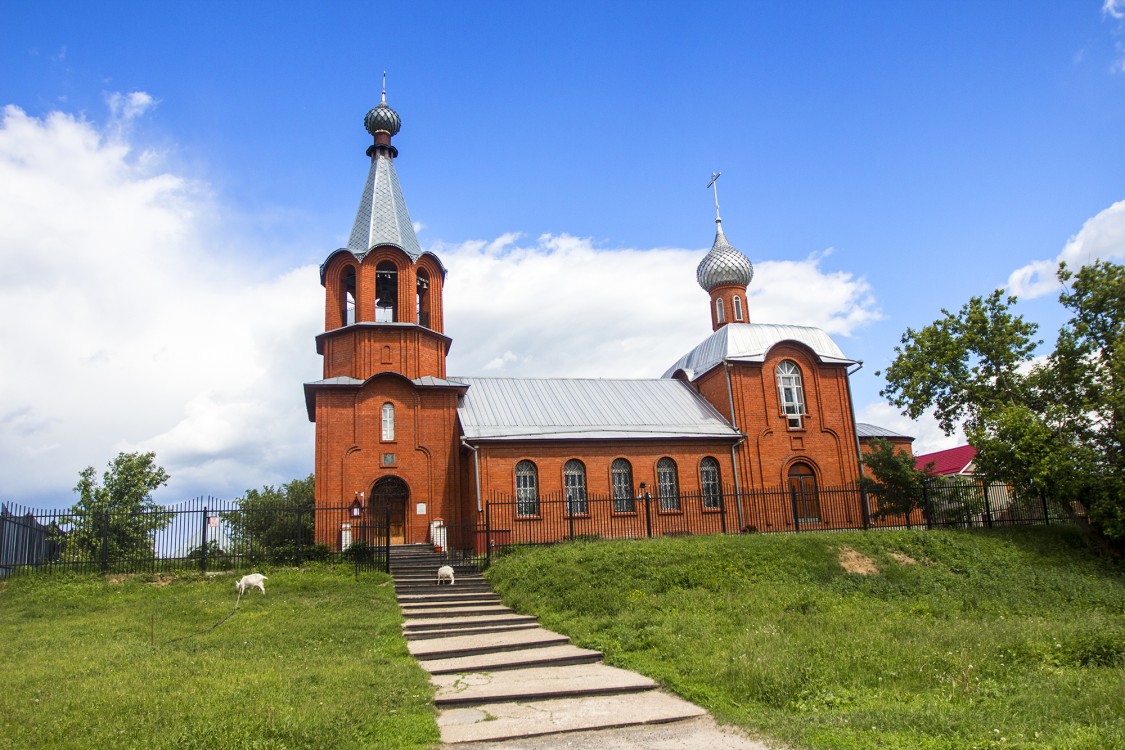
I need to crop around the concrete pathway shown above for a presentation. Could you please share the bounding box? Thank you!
[390,546,780,748]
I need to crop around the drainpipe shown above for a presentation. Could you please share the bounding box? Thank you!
[461,437,483,513]
[845,360,871,527]
[724,362,746,530]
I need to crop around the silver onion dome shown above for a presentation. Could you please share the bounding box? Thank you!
[364,100,401,137]
[696,221,754,291]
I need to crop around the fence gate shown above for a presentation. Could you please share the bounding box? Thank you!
[353,504,391,575]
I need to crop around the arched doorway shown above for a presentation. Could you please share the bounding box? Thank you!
[370,476,409,545]
[788,462,821,523]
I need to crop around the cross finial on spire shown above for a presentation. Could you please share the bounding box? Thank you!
[381,71,387,103]
[707,171,722,224]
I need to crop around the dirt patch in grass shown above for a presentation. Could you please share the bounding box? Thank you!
[890,551,918,566]
[147,574,175,586]
[838,547,878,575]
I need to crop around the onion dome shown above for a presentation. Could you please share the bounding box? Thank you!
[696,220,754,291]
[364,100,401,137]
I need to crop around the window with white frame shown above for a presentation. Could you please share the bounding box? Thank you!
[700,457,722,510]
[381,402,395,441]
[564,459,588,515]
[716,298,725,323]
[515,460,539,516]
[776,360,806,429]
[656,457,680,511]
[733,295,743,321]
[611,458,634,512]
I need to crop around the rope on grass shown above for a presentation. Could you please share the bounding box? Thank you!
[163,589,244,644]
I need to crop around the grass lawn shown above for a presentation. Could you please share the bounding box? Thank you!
[485,526,1125,750]
[0,566,439,750]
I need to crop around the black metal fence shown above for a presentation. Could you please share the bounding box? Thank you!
[0,499,389,578]
[1,480,1074,577]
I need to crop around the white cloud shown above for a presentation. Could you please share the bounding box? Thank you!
[857,402,966,456]
[1007,199,1125,298]
[1105,0,1124,20]
[440,234,881,379]
[0,101,322,506]
[0,98,883,507]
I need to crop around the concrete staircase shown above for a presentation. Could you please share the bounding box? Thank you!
[391,545,706,745]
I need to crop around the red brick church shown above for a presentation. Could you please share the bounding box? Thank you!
[304,93,895,549]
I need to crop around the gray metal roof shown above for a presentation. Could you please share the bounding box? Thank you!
[662,323,856,381]
[413,376,468,388]
[347,153,423,260]
[856,422,914,440]
[455,377,740,441]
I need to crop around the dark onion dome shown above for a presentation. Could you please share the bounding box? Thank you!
[696,220,754,291]
[364,100,401,137]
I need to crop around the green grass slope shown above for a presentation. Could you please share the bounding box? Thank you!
[485,527,1125,750]
[0,567,438,750]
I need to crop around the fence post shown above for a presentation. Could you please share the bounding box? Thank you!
[295,505,304,566]
[1040,492,1050,525]
[719,491,727,534]
[100,511,109,574]
[790,490,802,533]
[859,485,871,530]
[200,505,208,574]
[384,503,391,573]
[643,492,653,539]
[981,480,993,528]
[485,501,492,567]
[921,482,933,530]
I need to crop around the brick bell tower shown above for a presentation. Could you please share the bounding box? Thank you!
[304,87,467,549]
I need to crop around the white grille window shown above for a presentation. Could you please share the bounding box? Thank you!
[381,402,395,441]
[564,459,588,515]
[656,457,680,511]
[611,458,634,512]
[515,460,539,516]
[733,295,743,321]
[716,298,725,323]
[776,360,806,429]
[700,457,722,510]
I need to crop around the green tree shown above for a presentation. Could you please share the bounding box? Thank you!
[222,474,319,562]
[880,261,1125,547]
[67,451,172,562]
[859,438,935,519]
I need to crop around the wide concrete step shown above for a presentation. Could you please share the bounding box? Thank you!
[404,622,541,641]
[437,690,707,744]
[420,644,604,675]
[398,591,500,604]
[399,596,502,610]
[400,604,513,619]
[395,584,493,596]
[403,613,538,632]
[409,627,568,660]
[431,662,657,706]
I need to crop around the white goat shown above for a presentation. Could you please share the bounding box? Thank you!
[436,565,455,585]
[235,573,268,595]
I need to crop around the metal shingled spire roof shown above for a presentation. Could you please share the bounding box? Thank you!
[347,147,423,260]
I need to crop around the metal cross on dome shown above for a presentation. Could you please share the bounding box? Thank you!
[707,171,722,222]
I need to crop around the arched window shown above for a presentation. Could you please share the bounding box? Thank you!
[611,458,634,513]
[656,457,680,511]
[715,298,725,323]
[788,462,821,522]
[339,266,356,327]
[700,457,722,510]
[375,261,398,322]
[381,403,395,441]
[564,459,588,515]
[776,360,806,429]
[515,460,539,516]
[416,268,431,329]
[733,295,743,321]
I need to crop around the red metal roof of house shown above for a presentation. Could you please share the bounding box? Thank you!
[914,445,976,475]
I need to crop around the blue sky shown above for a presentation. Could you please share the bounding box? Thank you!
[3,2,1124,507]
